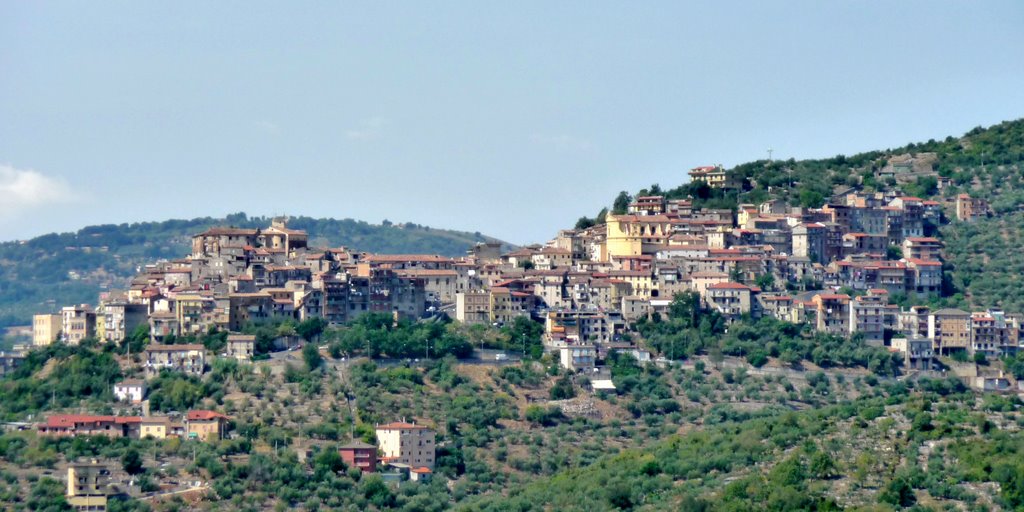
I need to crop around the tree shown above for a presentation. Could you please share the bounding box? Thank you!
[122,448,144,475]
[809,451,836,479]
[575,217,596,230]
[879,476,916,507]
[550,374,576,400]
[296,317,327,342]
[886,245,903,260]
[302,343,324,372]
[612,191,632,215]
[708,344,725,370]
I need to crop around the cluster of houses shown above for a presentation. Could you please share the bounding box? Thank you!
[37,410,229,441]
[21,164,1004,380]
[54,420,433,510]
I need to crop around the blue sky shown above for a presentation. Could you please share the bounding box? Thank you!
[2,1,1023,245]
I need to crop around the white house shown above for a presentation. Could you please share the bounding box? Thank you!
[114,379,146,403]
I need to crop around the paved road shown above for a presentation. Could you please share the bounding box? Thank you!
[259,345,523,370]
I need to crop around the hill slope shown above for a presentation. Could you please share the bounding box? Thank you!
[0,213,507,327]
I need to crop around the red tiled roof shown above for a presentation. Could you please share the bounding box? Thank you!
[43,414,116,428]
[364,254,453,263]
[707,282,751,290]
[187,410,229,421]
[377,422,430,430]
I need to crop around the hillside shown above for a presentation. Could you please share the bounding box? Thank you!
[0,213,507,327]
[579,118,1024,312]
[4,336,1021,511]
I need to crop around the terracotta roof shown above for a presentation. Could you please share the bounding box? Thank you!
[376,422,431,430]
[411,467,433,474]
[364,254,453,263]
[707,282,752,290]
[42,414,116,428]
[187,410,229,421]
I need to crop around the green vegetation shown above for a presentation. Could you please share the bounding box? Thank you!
[0,343,122,420]
[462,376,1024,511]
[0,213,506,328]
[326,313,473,360]
[638,293,900,375]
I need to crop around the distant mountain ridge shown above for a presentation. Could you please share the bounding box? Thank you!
[0,213,509,328]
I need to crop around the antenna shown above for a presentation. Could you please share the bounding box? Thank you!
[767,148,773,162]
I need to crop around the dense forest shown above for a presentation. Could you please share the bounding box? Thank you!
[0,213,504,328]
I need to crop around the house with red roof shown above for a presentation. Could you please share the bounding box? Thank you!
[186,410,230,441]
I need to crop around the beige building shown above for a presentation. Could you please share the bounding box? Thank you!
[813,294,851,335]
[226,334,255,361]
[376,421,435,470]
[928,308,971,355]
[61,305,97,345]
[956,193,989,221]
[140,417,169,440]
[33,314,62,346]
[67,461,111,511]
[143,344,206,377]
[704,282,756,321]
[456,290,491,324]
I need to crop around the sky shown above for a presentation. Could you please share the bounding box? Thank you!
[2,2,1023,246]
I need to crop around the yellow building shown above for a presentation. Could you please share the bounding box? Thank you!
[607,270,654,298]
[186,410,229,441]
[140,418,168,439]
[174,293,217,336]
[67,461,110,511]
[33,314,62,346]
[605,214,674,260]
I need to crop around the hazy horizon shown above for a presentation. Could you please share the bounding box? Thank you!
[3,1,1023,245]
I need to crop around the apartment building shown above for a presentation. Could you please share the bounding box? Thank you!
[928,308,971,355]
[956,193,989,221]
[376,422,435,470]
[61,305,96,345]
[67,461,112,511]
[813,294,851,335]
[33,314,62,346]
[143,344,206,377]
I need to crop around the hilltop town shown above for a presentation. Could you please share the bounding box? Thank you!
[4,121,1024,510]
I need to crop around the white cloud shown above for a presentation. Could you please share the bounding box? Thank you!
[345,116,388,141]
[529,133,594,152]
[0,164,75,217]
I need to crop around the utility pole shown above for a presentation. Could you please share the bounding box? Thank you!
[767,148,773,162]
